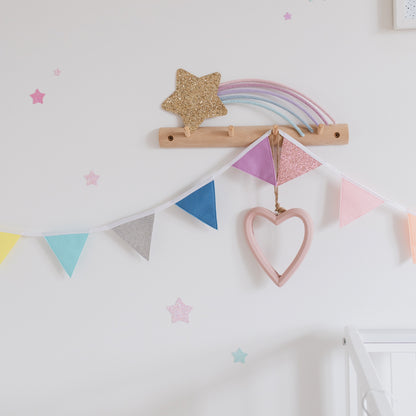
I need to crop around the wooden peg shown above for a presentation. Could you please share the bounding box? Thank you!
[274,125,282,145]
[270,124,280,146]
[317,124,324,135]
[228,125,235,137]
[184,126,191,137]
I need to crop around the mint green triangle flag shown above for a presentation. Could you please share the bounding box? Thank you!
[45,233,89,277]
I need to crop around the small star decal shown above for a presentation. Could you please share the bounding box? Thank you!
[167,298,192,323]
[84,171,99,186]
[284,12,292,20]
[30,89,45,104]
[53,68,62,76]
[232,348,248,363]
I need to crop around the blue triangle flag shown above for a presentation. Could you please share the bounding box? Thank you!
[45,233,89,277]
[176,181,218,229]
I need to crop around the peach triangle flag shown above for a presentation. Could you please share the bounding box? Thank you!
[339,178,384,227]
[408,214,416,263]
[277,138,321,185]
[0,233,20,264]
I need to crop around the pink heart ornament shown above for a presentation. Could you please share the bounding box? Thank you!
[244,207,313,287]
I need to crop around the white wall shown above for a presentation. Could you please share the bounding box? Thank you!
[0,0,415,414]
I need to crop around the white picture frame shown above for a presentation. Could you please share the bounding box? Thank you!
[394,0,416,29]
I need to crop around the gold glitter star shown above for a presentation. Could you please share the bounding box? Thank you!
[162,69,228,131]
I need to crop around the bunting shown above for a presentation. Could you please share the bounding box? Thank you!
[176,181,218,229]
[232,137,276,185]
[277,138,321,185]
[113,214,155,260]
[0,233,20,264]
[339,179,384,227]
[0,130,415,276]
[45,233,89,277]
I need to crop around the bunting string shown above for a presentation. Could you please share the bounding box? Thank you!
[13,132,269,237]
[3,129,416,236]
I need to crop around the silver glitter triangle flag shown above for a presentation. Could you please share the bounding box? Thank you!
[113,214,155,260]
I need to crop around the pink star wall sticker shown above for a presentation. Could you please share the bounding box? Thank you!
[167,298,192,323]
[84,171,100,186]
[284,12,292,20]
[30,89,45,104]
[53,68,62,76]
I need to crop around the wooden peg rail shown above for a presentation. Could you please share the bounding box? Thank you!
[159,124,349,148]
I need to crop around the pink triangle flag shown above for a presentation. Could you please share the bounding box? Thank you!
[277,138,321,185]
[339,178,384,227]
[233,137,276,185]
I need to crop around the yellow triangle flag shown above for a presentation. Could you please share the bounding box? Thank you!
[0,233,20,264]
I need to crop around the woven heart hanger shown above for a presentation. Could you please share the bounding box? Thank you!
[244,125,313,287]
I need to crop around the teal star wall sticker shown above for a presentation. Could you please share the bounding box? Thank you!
[232,348,248,363]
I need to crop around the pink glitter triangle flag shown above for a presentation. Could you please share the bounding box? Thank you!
[233,137,276,185]
[277,138,321,185]
[339,178,384,227]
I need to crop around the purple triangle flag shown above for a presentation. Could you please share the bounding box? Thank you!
[233,137,276,185]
